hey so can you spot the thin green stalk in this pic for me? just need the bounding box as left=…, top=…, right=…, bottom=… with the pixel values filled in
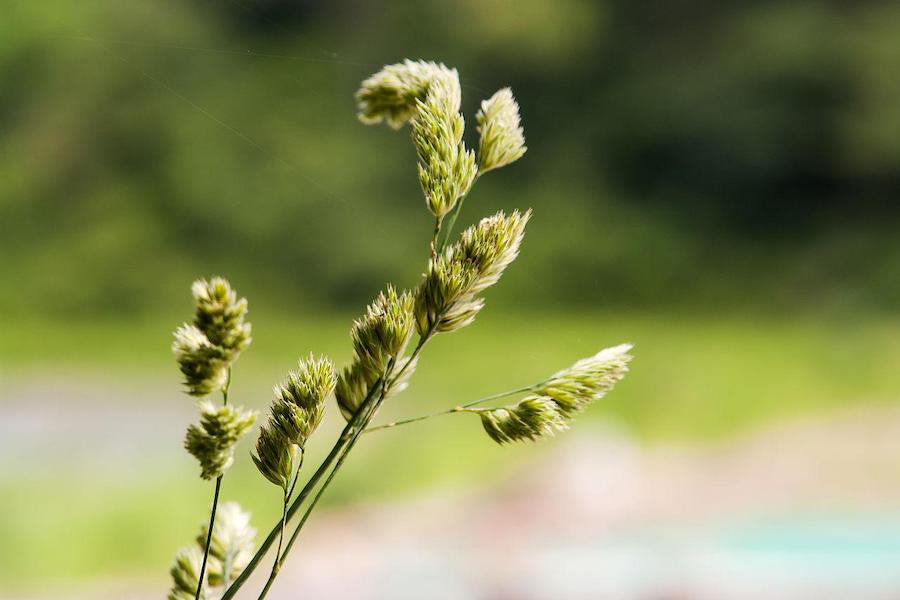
left=194, top=476, right=222, bottom=599
left=438, top=173, right=481, bottom=251
left=267, top=336, right=431, bottom=594
left=258, top=451, right=304, bottom=600
left=365, top=383, right=538, bottom=433
left=194, top=368, right=232, bottom=600
left=220, top=375, right=385, bottom=600
left=430, top=216, right=443, bottom=258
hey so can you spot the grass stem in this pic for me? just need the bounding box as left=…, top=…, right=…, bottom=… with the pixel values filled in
left=365, top=383, right=538, bottom=433
left=194, top=368, right=231, bottom=600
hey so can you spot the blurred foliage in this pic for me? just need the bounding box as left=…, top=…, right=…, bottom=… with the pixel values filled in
left=1, top=0, right=899, bottom=319
left=5, top=310, right=900, bottom=587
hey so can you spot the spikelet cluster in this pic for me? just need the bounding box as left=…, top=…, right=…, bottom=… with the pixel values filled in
left=535, top=343, right=633, bottom=417
left=479, top=344, right=633, bottom=444
left=185, top=401, right=256, bottom=480
left=411, top=74, right=477, bottom=218
left=355, top=59, right=456, bottom=129
left=253, top=355, right=336, bottom=489
left=173, top=277, right=252, bottom=396
left=168, top=546, right=204, bottom=600
left=335, top=286, right=416, bottom=421
left=168, top=501, right=256, bottom=599
left=479, top=397, right=568, bottom=445
left=415, top=209, right=530, bottom=334
left=196, top=501, right=257, bottom=587
left=476, top=88, right=527, bottom=173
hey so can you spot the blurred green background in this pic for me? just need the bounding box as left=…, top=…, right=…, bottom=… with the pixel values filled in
left=3, top=0, right=900, bottom=597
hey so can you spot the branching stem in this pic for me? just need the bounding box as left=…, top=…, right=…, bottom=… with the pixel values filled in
left=258, top=448, right=305, bottom=600
left=261, top=334, right=432, bottom=597
left=220, top=373, right=386, bottom=600
left=365, top=382, right=538, bottom=433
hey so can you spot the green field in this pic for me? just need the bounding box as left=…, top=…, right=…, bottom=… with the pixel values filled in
left=3, top=310, right=900, bottom=589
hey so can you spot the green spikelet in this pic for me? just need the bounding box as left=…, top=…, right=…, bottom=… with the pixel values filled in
left=184, top=401, right=257, bottom=480
left=476, top=88, right=527, bottom=173
left=478, top=397, right=568, bottom=444
left=253, top=355, right=336, bottom=488
left=168, top=546, right=204, bottom=600
left=411, top=74, right=477, bottom=218
left=535, top=343, right=633, bottom=417
left=168, top=502, right=256, bottom=598
left=252, top=424, right=298, bottom=490
left=173, top=324, right=230, bottom=397
left=355, top=59, right=457, bottom=129
left=415, top=209, right=530, bottom=334
left=335, top=286, right=416, bottom=421
left=476, top=344, right=633, bottom=445
left=173, top=277, right=251, bottom=396
left=197, top=501, right=257, bottom=587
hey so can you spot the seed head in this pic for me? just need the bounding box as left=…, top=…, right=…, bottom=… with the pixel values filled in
left=168, top=546, right=204, bottom=600
left=479, top=397, right=568, bottom=444
left=411, top=73, right=476, bottom=218
left=336, top=286, right=416, bottom=421
left=173, top=324, right=229, bottom=396
left=173, top=277, right=251, bottom=396
left=256, top=354, right=335, bottom=481
left=197, top=501, right=256, bottom=587
left=252, top=423, right=299, bottom=491
left=351, top=286, right=415, bottom=376
left=536, top=343, right=633, bottom=417
left=191, top=277, right=252, bottom=358
left=477, top=344, right=633, bottom=445
left=184, top=401, right=257, bottom=480
left=356, top=59, right=457, bottom=129
left=169, top=501, right=256, bottom=598
left=415, top=210, right=530, bottom=334
left=269, top=354, right=335, bottom=447
left=476, top=88, right=527, bottom=173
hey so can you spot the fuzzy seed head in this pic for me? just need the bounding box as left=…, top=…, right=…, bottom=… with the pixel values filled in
left=336, top=286, right=416, bottom=421
left=173, top=277, right=251, bottom=396
left=168, top=546, right=204, bottom=600
left=173, top=324, right=229, bottom=396
left=252, top=423, right=299, bottom=490
left=411, top=74, right=476, bottom=218
left=265, top=354, right=335, bottom=450
left=479, top=397, right=568, bottom=445
left=335, top=361, right=372, bottom=422
left=184, top=401, right=257, bottom=480
left=415, top=210, right=530, bottom=335
left=476, top=344, right=633, bottom=445
left=197, top=501, right=256, bottom=587
left=351, top=286, right=415, bottom=375
left=536, top=343, right=633, bottom=417
left=191, top=277, right=252, bottom=357
left=169, top=501, right=256, bottom=598
left=477, top=88, right=527, bottom=173
left=356, top=59, right=457, bottom=129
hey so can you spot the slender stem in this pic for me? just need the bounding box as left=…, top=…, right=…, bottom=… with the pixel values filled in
left=438, top=173, right=481, bottom=251
left=286, top=449, right=304, bottom=502
left=222, top=368, right=231, bottom=406
left=194, top=368, right=232, bottom=600
left=194, top=476, right=222, bottom=599
left=365, top=383, right=538, bottom=433
left=220, top=375, right=385, bottom=600
left=275, top=383, right=385, bottom=574
left=258, top=450, right=304, bottom=600
left=430, top=216, right=443, bottom=258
